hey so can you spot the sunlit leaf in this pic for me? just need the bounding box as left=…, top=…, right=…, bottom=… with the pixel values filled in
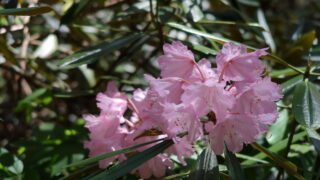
left=197, top=20, right=265, bottom=31
left=15, top=88, right=48, bottom=111
left=0, top=148, right=24, bottom=175
left=266, top=108, right=289, bottom=144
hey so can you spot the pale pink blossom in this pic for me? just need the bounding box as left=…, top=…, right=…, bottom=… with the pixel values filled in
left=181, top=79, right=235, bottom=119
left=216, top=42, right=268, bottom=82
left=206, top=114, right=259, bottom=154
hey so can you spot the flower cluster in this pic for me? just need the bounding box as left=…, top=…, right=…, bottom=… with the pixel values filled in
left=83, top=41, right=282, bottom=178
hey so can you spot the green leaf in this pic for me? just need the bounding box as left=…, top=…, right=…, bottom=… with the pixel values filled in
left=0, top=6, right=53, bottom=16
left=64, top=138, right=164, bottom=168
left=292, top=81, right=320, bottom=128
left=197, top=20, right=265, bottom=31
left=224, top=149, right=245, bottom=180
left=306, top=128, right=320, bottom=153
left=58, top=34, right=142, bottom=69
left=281, top=75, right=304, bottom=95
left=251, top=143, right=304, bottom=180
left=189, top=43, right=217, bottom=55
left=296, top=31, right=316, bottom=53
left=60, top=0, right=91, bottom=24
left=269, top=67, right=305, bottom=78
left=257, top=8, right=276, bottom=52
left=266, top=108, right=289, bottom=144
left=0, top=148, right=24, bottom=175
left=15, top=88, right=48, bottom=111
left=88, top=140, right=174, bottom=180
left=189, top=147, right=220, bottom=180
left=242, top=131, right=307, bottom=165
left=54, top=90, right=96, bottom=98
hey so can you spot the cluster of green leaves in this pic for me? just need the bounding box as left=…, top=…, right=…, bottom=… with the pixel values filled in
left=1, top=0, right=320, bottom=179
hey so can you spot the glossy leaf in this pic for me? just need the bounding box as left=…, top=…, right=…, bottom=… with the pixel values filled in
left=266, top=108, right=289, bottom=144
left=64, top=138, right=164, bottom=168
left=197, top=20, right=265, bottom=31
left=281, top=75, right=304, bottom=95
left=58, top=34, right=142, bottom=69
left=189, top=147, right=220, bottom=180
left=293, top=81, right=320, bottom=128
left=224, top=149, right=245, bottom=180
left=0, top=6, right=53, bottom=16
left=88, top=140, right=174, bottom=180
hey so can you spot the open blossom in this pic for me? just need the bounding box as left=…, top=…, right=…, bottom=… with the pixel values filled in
left=83, top=82, right=129, bottom=168
left=83, top=41, right=282, bottom=178
left=216, top=42, right=268, bottom=82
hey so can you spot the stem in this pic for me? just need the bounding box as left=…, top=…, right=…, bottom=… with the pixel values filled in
left=276, top=120, right=297, bottom=180
left=149, top=0, right=164, bottom=46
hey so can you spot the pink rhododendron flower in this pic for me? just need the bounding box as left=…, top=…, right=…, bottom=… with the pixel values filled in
left=182, top=79, right=235, bottom=119
left=83, top=82, right=129, bottom=168
left=205, top=114, right=259, bottom=154
left=83, top=41, right=282, bottom=179
left=216, top=42, right=268, bottom=82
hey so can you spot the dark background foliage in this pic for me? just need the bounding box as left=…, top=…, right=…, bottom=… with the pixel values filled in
left=0, top=0, right=320, bottom=179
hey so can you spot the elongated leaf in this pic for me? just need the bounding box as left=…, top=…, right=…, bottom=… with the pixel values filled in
left=64, top=138, right=164, bottom=168
left=167, top=22, right=304, bottom=74
left=88, top=140, right=174, bottom=180
left=189, top=147, right=219, bottom=180
left=251, top=143, right=304, bottom=180
left=0, top=6, right=53, bottom=16
left=293, top=81, right=320, bottom=128
left=269, top=67, right=305, bottom=78
left=15, top=88, right=48, bottom=111
left=306, top=128, right=320, bottom=153
left=54, top=90, right=96, bottom=98
left=281, top=75, right=304, bottom=95
left=60, top=0, right=91, bottom=24
left=243, top=131, right=307, bottom=165
left=257, top=9, right=276, bottom=52
left=197, top=20, right=265, bottom=31
left=224, top=149, right=245, bottom=180
left=58, top=34, right=142, bottom=69
left=266, top=108, right=289, bottom=144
